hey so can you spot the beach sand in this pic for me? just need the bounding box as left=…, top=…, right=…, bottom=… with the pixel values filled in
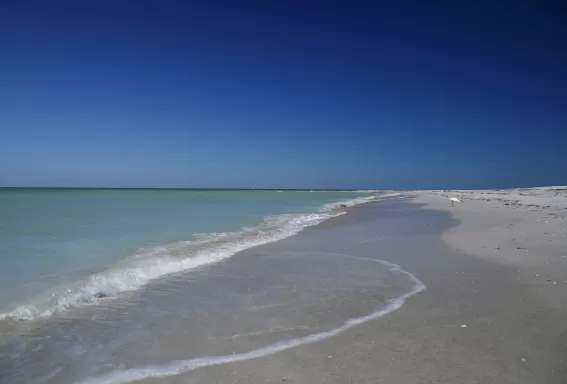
left=135, top=190, right=567, bottom=384
left=4, top=190, right=566, bottom=384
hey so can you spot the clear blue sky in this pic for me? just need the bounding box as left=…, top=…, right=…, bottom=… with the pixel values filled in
left=1, top=0, right=565, bottom=189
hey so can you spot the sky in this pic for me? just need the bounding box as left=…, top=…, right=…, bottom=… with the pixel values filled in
left=1, top=0, right=566, bottom=189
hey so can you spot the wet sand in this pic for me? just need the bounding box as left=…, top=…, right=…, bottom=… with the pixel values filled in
left=138, top=195, right=567, bottom=384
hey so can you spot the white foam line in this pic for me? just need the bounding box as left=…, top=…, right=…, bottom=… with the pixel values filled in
left=380, top=192, right=402, bottom=198
left=76, top=254, right=425, bottom=384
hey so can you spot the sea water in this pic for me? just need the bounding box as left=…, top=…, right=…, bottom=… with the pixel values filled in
left=0, top=189, right=375, bottom=320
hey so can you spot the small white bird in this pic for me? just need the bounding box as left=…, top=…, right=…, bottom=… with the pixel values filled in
left=449, top=197, right=463, bottom=206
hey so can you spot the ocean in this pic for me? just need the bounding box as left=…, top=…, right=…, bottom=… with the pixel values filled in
left=0, top=189, right=377, bottom=321
left=0, top=189, right=417, bottom=384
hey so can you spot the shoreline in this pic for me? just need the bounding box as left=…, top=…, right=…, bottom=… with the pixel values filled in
left=2, top=191, right=566, bottom=383
left=140, top=192, right=567, bottom=384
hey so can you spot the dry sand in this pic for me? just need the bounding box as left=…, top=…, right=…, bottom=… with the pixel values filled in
left=137, top=189, right=567, bottom=384
left=413, top=187, right=567, bottom=311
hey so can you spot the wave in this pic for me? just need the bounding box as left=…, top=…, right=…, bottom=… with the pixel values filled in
left=380, top=192, right=401, bottom=198
left=77, top=254, right=425, bottom=384
left=0, top=194, right=385, bottom=321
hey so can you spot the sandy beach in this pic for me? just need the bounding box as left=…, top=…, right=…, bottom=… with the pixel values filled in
left=137, top=189, right=567, bottom=384
left=3, top=189, right=567, bottom=384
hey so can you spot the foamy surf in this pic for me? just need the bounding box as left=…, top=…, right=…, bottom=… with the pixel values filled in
left=0, top=194, right=385, bottom=321
left=380, top=192, right=401, bottom=198
left=76, top=254, right=425, bottom=384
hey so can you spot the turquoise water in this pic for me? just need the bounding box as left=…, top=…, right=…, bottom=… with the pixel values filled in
left=0, top=189, right=376, bottom=320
